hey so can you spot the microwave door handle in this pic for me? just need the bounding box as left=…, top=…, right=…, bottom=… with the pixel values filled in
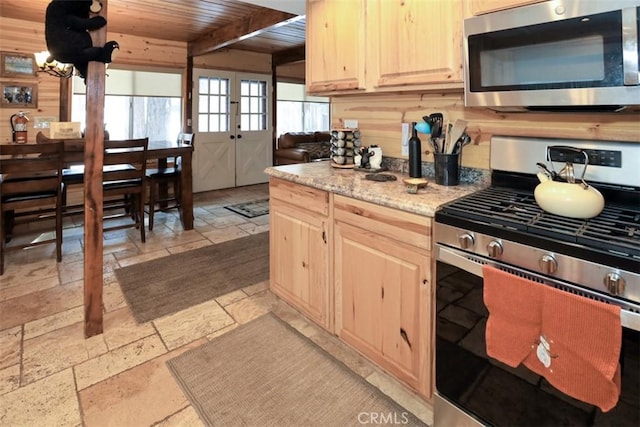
left=622, top=7, right=639, bottom=85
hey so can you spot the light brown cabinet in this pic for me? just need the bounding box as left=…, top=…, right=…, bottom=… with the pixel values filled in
left=333, top=195, right=433, bottom=398
left=370, top=0, right=464, bottom=90
left=306, top=0, right=366, bottom=93
left=306, top=0, right=465, bottom=95
left=471, top=0, right=545, bottom=15
left=269, top=180, right=435, bottom=398
left=269, top=178, right=332, bottom=330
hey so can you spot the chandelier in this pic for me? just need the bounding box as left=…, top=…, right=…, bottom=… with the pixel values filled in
left=34, top=51, right=74, bottom=78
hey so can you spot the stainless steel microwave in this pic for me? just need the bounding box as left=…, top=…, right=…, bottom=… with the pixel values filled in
left=463, top=0, right=640, bottom=111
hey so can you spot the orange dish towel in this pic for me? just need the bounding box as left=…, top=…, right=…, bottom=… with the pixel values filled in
left=523, top=284, right=622, bottom=412
left=482, top=265, right=543, bottom=367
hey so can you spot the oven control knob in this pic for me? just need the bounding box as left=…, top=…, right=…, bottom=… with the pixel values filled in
left=604, top=273, right=626, bottom=296
left=539, top=254, right=557, bottom=274
left=458, top=233, right=475, bottom=249
left=486, top=241, right=503, bottom=258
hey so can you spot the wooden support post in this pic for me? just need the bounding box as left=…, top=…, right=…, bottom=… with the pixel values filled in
left=271, top=60, right=277, bottom=166
left=185, top=55, right=193, bottom=133
left=84, top=0, right=108, bottom=337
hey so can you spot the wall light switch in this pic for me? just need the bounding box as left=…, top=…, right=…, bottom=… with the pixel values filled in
left=344, top=119, right=358, bottom=129
left=401, top=123, right=410, bottom=156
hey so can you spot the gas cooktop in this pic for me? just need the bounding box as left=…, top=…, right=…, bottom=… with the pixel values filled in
left=436, top=186, right=640, bottom=270
left=435, top=136, right=640, bottom=274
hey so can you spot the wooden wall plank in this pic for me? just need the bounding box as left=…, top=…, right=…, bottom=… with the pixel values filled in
left=331, top=93, right=640, bottom=170
left=0, top=17, right=187, bottom=144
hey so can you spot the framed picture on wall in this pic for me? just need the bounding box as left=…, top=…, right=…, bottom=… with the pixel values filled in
left=1, top=82, right=37, bottom=108
left=0, top=52, right=37, bottom=77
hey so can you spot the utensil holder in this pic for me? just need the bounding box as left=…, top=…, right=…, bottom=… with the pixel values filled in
left=434, top=153, right=460, bottom=186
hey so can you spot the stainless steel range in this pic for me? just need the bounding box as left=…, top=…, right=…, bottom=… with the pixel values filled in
left=433, top=136, right=640, bottom=427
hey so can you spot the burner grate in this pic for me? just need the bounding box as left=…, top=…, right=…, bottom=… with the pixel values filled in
left=438, top=186, right=640, bottom=259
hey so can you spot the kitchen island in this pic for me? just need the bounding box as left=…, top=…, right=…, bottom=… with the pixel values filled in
left=264, top=160, right=488, bottom=401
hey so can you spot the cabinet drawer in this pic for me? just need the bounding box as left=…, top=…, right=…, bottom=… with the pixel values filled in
left=334, top=195, right=431, bottom=250
left=270, top=178, right=329, bottom=216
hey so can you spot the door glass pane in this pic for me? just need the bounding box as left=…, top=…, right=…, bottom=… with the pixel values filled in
left=198, top=77, right=208, bottom=94
left=197, top=77, right=231, bottom=133
left=199, top=96, right=208, bottom=113
left=214, top=79, right=222, bottom=94
left=198, top=114, right=208, bottom=132
left=239, top=79, right=268, bottom=131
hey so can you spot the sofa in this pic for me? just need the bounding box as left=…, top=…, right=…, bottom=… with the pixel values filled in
left=275, top=131, right=332, bottom=165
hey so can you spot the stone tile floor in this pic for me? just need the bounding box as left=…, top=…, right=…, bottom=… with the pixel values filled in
left=0, top=183, right=433, bottom=426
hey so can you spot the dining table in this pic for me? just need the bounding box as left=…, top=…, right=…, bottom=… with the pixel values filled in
left=22, top=136, right=195, bottom=230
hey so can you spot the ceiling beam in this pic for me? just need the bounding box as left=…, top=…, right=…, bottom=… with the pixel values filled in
left=272, top=45, right=305, bottom=66
left=188, top=10, right=302, bottom=57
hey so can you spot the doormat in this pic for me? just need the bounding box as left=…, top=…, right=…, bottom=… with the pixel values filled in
left=115, top=232, right=269, bottom=323
left=167, top=313, right=426, bottom=426
left=224, top=198, right=269, bottom=218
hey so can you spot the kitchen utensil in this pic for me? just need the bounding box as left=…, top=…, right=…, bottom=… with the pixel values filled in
left=415, top=122, right=431, bottom=134
left=445, top=119, right=468, bottom=154
left=534, top=146, right=604, bottom=218
left=453, top=133, right=471, bottom=154
left=429, top=113, right=443, bottom=138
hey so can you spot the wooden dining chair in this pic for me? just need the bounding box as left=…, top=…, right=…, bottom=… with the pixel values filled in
left=0, top=141, right=65, bottom=275
left=145, top=133, right=195, bottom=230
left=102, top=138, right=149, bottom=243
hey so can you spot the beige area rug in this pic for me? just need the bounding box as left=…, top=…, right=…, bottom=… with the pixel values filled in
left=224, top=198, right=269, bottom=218
left=115, top=232, right=269, bottom=323
left=166, top=313, right=426, bottom=427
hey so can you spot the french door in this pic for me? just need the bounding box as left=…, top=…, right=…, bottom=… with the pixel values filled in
left=192, top=69, right=272, bottom=192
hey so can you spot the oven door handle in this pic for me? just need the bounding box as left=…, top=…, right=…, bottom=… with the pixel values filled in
left=436, top=244, right=640, bottom=331
left=436, top=244, right=486, bottom=277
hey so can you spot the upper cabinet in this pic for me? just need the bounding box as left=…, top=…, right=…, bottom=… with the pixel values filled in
left=471, top=0, right=545, bottom=15
left=306, top=0, right=367, bottom=93
left=370, top=0, right=464, bottom=90
left=306, top=0, right=466, bottom=95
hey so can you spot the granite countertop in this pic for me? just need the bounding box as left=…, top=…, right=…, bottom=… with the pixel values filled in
left=265, top=161, right=490, bottom=217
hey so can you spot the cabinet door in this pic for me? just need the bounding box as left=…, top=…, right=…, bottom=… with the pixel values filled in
left=306, top=0, right=366, bottom=94
left=335, top=221, right=432, bottom=397
left=471, top=0, right=545, bottom=15
left=371, top=0, right=464, bottom=89
left=270, top=197, right=330, bottom=329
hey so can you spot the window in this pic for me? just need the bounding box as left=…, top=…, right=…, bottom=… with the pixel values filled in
left=276, top=83, right=329, bottom=137
left=72, top=69, right=182, bottom=141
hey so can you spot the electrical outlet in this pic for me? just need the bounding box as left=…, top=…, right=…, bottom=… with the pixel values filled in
left=344, top=119, right=358, bottom=129
left=401, top=123, right=410, bottom=156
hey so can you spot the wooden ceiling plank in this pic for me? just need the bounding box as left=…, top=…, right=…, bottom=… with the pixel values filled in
left=272, top=45, right=305, bottom=66
left=188, top=9, right=302, bottom=57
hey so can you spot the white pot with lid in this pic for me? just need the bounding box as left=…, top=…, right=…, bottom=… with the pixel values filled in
left=534, top=146, right=605, bottom=219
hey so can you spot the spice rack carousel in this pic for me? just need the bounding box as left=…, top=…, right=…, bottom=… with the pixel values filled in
left=330, top=128, right=361, bottom=168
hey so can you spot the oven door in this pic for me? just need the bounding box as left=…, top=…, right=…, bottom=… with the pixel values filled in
left=434, top=244, right=640, bottom=427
